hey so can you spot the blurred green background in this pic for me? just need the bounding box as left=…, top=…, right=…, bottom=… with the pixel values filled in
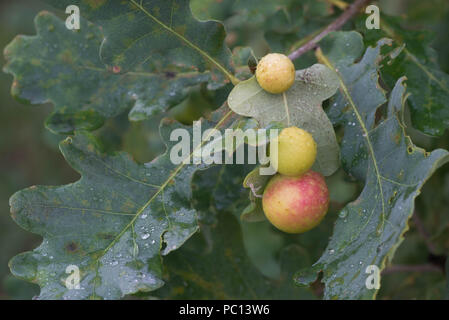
left=0, top=0, right=448, bottom=299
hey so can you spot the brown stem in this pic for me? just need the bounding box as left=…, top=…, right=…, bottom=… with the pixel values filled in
left=248, top=183, right=263, bottom=198
left=382, top=264, right=443, bottom=275
left=413, top=211, right=438, bottom=255
left=288, top=0, right=371, bottom=61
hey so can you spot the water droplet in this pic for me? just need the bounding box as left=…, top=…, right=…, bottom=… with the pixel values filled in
left=339, top=210, right=348, bottom=218
left=141, top=233, right=150, bottom=240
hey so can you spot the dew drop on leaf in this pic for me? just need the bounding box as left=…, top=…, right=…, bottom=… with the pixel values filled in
left=141, top=233, right=150, bottom=240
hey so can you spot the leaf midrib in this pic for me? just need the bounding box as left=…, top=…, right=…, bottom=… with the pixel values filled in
left=129, top=0, right=239, bottom=85
left=91, top=110, right=235, bottom=296
left=317, top=49, right=387, bottom=237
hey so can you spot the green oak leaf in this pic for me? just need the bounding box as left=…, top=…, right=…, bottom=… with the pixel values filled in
left=294, top=32, right=449, bottom=299
left=8, top=106, right=239, bottom=299
left=3, top=12, right=215, bottom=134
left=357, top=15, right=449, bottom=136
left=45, top=0, right=238, bottom=84
left=227, top=63, right=340, bottom=176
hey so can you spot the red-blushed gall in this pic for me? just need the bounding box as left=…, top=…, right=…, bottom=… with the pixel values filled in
left=262, top=171, right=329, bottom=234
left=256, top=53, right=295, bottom=94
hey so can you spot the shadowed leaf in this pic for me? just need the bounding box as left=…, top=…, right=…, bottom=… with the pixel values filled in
left=3, top=12, right=213, bottom=133
left=155, top=212, right=315, bottom=299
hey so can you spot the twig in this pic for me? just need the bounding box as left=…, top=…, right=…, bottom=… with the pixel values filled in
left=248, top=183, right=263, bottom=198
left=413, top=211, right=438, bottom=255
left=288, top=0, right=371, bottom=61
left=382, top=264, right=443, bottom=275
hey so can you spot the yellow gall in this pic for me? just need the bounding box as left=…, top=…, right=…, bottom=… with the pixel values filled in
left=270, top=127, right=317, bottom=177
left=256, top=53, right=295, bottom=94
